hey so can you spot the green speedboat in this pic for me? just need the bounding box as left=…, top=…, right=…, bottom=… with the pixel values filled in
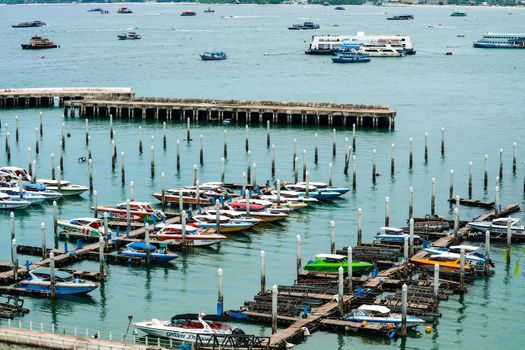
left=304, top=254, right=372, bottom=274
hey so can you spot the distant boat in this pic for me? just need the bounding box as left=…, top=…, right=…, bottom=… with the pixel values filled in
left=451, top=11, right=467, bottom=17
left=473, top=33, right=525, bottom=49
left=12, top=20, right=46, bottom=28
left=181, top=10, right=197, bottom=16
left=200, top=51, right=227, bottom=61
left=288, top=21, right=320, bottom=30
left=387, top=14, right=414, bottom=20
left=118, top=31, right=141, bottom=40
left=334, top=6, right=346, bottom=10
left=21, top=36, right=58, bottom=50
left=87, top=8, right=103, bottom=12
left=204, top=7, right=215, bottom=13
left=117, top=7, right=133, bottom=14
left=323, top=2, right=329, bottom=6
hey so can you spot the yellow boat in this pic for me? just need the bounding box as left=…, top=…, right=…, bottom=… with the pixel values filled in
left=410, top=254, right=474, bottom=274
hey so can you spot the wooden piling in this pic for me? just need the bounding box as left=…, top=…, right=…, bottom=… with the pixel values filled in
left=372, top=149, right=376, bottom=184
left=40, top=223, right=46, bottom=260
left=408, top=138, right=413, bottom=170
left=292, top=139, right=297, bottom=170
left=440, top=128, right=445, bottom=156
left=260, top=250, right=266, bottom=294
left=330, top=221, right=336, bottom=254
left=296, top=234, right=301, bottom=279
left=163, top=122, right=167, bottom=150
left=271, top=285, right=278, bottom=334
left=196, top=180, right=201, bottom=209
left=247, top=151, right=252, bottom=183
left=87, top=135, right=92, bottom=161
left=401, top=284, right=407, bottom=337
left=223, top=130, right=227, bottom=159
left=385, top=197, right=390, bottom=227
left=35, top=128, right=39, bottom=155
left=61, top=122, right=65, bottom=151
left=130, top=181, right=135, bottom=202
left=305, top=171, right=310, bottom=199
left=302, top=150, right=307, bottom=182
left=403, top=235, right=408, bottom=277
left=28, top=148, right=32, bottom=177
left=495, top=185, right=500, bottom=216
left=513, top=142, right=517, bottom=174
left=271, top=144, right=276, bottom=178
left=293, top=157, right=298, bottom=183
left=424, top=132, right=428, bottom=162
left=352, top=155, right=357, bottom=190
left=347, top=246, right=352, bottom=293
left=485, top=230, right=491, bottom=274
left=391, top=144, right=395, bottom=175
left=314, top=133, right=318, bottom=164
left=484, top=155, right=488, bottom=189
left=39, top=112, right=43, bottom=137
left=52, top=201, right=58, bottom=247
left=181, top=210, right=187, bottom=248
left=431, top=178, right=436, bottom=216
left=357, top=208, right=362, bottom=246
left=245, top=125, right=249, bottom=153
left=50, top=153, right=56, bottom=180
left=409, top=218, right=414, bottom=257
left=121, top=152, right=125, bottom=185
left=85, top=119, right=89, bottom=146
left=150, top=145, right=155, bottom=178
left=266, top=120, right=270, bottom=148
left=468, top=161, right=473, bottom=199
left=328, top=163, right=333, bottom=187
left=332, top=129, right=336, bottom=157
left=338, top=267, right=344, bottom=316
left=507, top=218, right=512, bottom=263
left=88, top=159, right=93, bottom=193
left=126, top=199, right=131, bottom=233
left=199, top=135, right=204, bottom=165
left=139, top=127, right=143, bottom=154
left=276, top=179, right=281, bottom=205
left=109, top=114, right=113, bottom=139
left=99, top=235, right=105, bottom=280
left=449, top=169, right=454, bottom=201
left=145, top=223, right=151, bottom=266
left=220, top=158, right=225, bottom=183
left=459, top=247, right=465, bottom=293
left=352, top=124, right=356, bottom=152
left=186, top=118, right=191, bottom=143
left=32, top=160, right=36, bottom=184
left=217, top=268, right=224, bottom=315
left=49, top=252, right=56, bottom=298
left=5, top=131, right=10, bottom=161
left=409, top=187, right=414, bottom=221
left=176, top=140, right=180, bottom=171
left=453, top=207, right=459, bottom=243
left=15, top=116, right=19, bottom=142
left=433, top=264, right=439, bottom=305
left=252, top=163, right=257, bottom=189
left=93, top=190, right=98, bottom=218
left=499, top=148, right=503, bottom=179
left=161, top=173, right=166, bottom=206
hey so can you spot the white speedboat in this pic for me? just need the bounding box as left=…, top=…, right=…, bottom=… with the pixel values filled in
left=57, top=217, right=111, bottom=237
left=21, top=183, right=63, bottom=200
left=295, top=181, right=350, bottom=195
left=468, top=217, right=525, bottom=236
left=0, top=193, right=31, bottom=209
left=374, top=227, right=421, bottom=245
left=0, top=187, right=46, bottom=205
left=18, top=267, right=98, bottom=295
left=133, top=313, right=243, bottom=343
left=203, top=209, right=262, bottom=224
left=0, top=166, right=32, bottom=182
left=151, top=224, right=227, bottom=247
left=37, top=179, right=89, bottom=196
left=192, top=214, right=254, bottom=233
left=345, top=305, right=425, bottom=328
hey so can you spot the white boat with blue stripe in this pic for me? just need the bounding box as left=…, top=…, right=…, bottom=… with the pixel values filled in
left=18, top=268, right=98, bottom=296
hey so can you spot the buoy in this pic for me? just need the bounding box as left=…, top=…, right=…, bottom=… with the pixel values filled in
left=425, top=325, right=432, bottom=333
left=361, top=320, right=367, bottom=327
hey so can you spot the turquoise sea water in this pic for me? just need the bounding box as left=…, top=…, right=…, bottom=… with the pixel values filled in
left=0, top=3, right=525, bottom=349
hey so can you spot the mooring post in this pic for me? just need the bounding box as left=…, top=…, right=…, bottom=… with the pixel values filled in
left=49, top=251, right=56, bottom=298
left=178, top=189, right=183, bottom=213
left=126, top=199, right=131, bottom=233
left=130, top=181, right=135, bottom=202
left=357, top=208, right=362, bottom=246
left=247, top=151, right=252, bottom=183
left=305, top=171, right=310, bottom=198
left=468, top=161, right=473, bottom=199
left=109, top=114, right=113, bottom=139
left=456, top=194, right=460, bottom=211
left=485, top=230, right=491, bottom=274
left=145, top=223, right=151, bottom=266
left=328, top=162, right=333, bottom=187
left=241, top=171, right=247, bottom=197
left=271, top=285, right=278, bottom=334
left=150, top=145, right=155, bottom=178
left=245, top=191, right=250, bottom=216
left=163, top=122, right=167, bottom=150
left=448, top=169, right=454, bottom=202
left=85, top=119, right=89, bottom=146
left=372, top=149, right=376, bottom=183
left=5, top=131, right=11, bottom=161
left=424, top=131, right=428, bottom=162
left=93, top=190, right=98, bottom=218
left=352, top=155, right=357, bottom=190
left=403, top=235, right=409, bottom=277
left=302, top=150, right=307, bottom=181
left=409, top=186, right=414, bottom=221
left=159, top=173, right=165, bottom=206
left=513, top=142, right=517, bottom=174
left=61, top=122, right=65, bottom=151
left=401, top=284, right=407, bottom=337
left=433, top=263, right=440, bottom=305
left=50, top=153, right=55, bottom=180
left=409, top=218, right=415, bottom=257
left=39, top=111, right=43, bottom=137
left=194, top=164, right=198, bottom=186
left=28, top=147, right=32, bottom=178
left=220, top=157, right=225, bottom=183
left=11, top=238, right=17, bottom=281
left=453, top=207, right=459, bottom=244
left=35, top=128, right=39, bottom=155
left=431, top=178, right=436, bottom=216
left=330, top=220, right=336, bottom=254
left=245, top=125, right=249, bottom=153
left=215, top=199, right=221, bottom=233
left=59, top=141, right=64, bottom=171
left=176, top=140, right=180, bottom=170
left=523, top=161, right=525, bottom=195
left=507, top=218, right=512, bottom=263
left=199, top=135, right=204, bottom=165
left=99, top=235, right=105, bottom=280
left=408, top=138, right=413, bottom=169
left=499, top=148, right=503, bottom=179
left=495, top=185, right=500, bottom=217
left=352, top=124, right=356, bottom=152
left=293, top=157, right=298, bottom=183
left=338, top=266, right=344, bottom=316
left=186, top=118, right=191, bottom=143
left=15, top=115, right=19, bottom=142
left=383, top=196, right=390, bottom=227
left=391, top=143, right=395, bottom=175
left=484, top=155, right=488, bottom=189
left=260, top=250, right=266, bottom=294
left=103, top=211, right=108, bottom=239
left=440, top=127, right=445, bottom=156
left=32, top=160, right=36, bottom=184
left=121, top=152, right=125, bottom=185
left=111, top=140, right=116, bottom=171
left=41, top=223, right=46, bottom=260
left=459, top=247, right=465, bottom=293
left=266, top=120, right=271, bottom=148
left=252, top=163, right=257, bottom=189
left=217, top=268, right=224, bottom=316
left=314, top=133, right=319, bottom=164
left=181, top=210, right=187, bottom=247
left=344, top=139, right=350, bottom=176
left=87, top=135, right=92, bottom=161
left=346, top=246, right=353, bottom=293
left=195, top=180, right=200, bottom=209
left=296, top=234, right=302, bottom=279
left=292, top=138, right=297, bottom=170
left=271, top=144, right=276, bottom=177
left=223, top=130, right=227, bottom=158
left=87, top=158, right=93, bottom=193
left=276, top=179, right=281, bottom=205
left=332, top=128, right=337, bottom=157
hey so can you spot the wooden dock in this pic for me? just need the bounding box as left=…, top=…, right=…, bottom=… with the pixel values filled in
left=0, top=87, right=134, bottom=108
left=64, top=97, right=397, bottom=129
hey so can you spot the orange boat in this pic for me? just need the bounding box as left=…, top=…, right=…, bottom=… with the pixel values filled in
left=410, top=253, right=474, bottom=274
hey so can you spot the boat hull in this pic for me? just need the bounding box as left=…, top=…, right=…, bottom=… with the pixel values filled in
left=18, top=282, right=97, bottom=295
left=304, top=262, right=372, bottom=274
left=134, top=323, right=231, bottom=343
left=121, top=251, right=177, bottom=262
left=21, top=44, right=57, bottom=50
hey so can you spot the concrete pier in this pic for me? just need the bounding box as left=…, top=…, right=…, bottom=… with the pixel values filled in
left=64, top=97, right=397, bottom=129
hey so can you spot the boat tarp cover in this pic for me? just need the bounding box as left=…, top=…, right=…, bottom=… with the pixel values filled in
left=171, top=313, right=231, bottom=322
left=127, top=242, right=156, bottom=251
left=32, top=267, right=71, bottom=279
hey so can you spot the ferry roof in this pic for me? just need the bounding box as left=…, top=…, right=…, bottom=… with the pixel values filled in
left=358, top=305, right=391, bottom=314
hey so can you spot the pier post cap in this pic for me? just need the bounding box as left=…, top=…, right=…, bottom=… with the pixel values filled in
left=352, top=155, right=356, bottom=160
left=272, top=285, right=277, bottom=292
left=330, top=220, right=335, bottom=227
left=150, top=145, right=154, bottom=150
left=358, top=208, right=362, bottom=214
left=500, top=148, right=503, bottom=153
left=103, top=212, right=108, bottom=219
left=402, top=283, right=407, bottom=292
left=161, top=172, right=165, bottom=178
left=50, top=152, right=54, bottom=157
left=485, top=154, right=488, bottom=159
left=495, top=185, right=499, bottom=191
left=218, top=268, right=223, bottom=276
left=98, top=235, right=104, bottom=243
left=41, top=222, right=45, bottom=229
left=373, top=149, right=376, bottom=154
left=194, top=164, right=198, bottom=170
left=40, top=111, right=42, bottom=116
left=130, top=181, right=134, bottom=186
left=272, top=144, right=275, bottom=149
left=88, top=158, right=92, bottom=165
left=223, top=129, right=227, bottom=134
left=409, top=218, right=414, bottom=224
left=432, top=177, right=436, bottom=183
left=425, top=131, right=428, bottom=136
left=303, top=149, right=306, bottom=154
left=454, top=207, right=459, bottom=214
left=314, top=133, right=318, bottom=138
left=347, top=246, right=352, bottom=254
left=434, top=263, right=439, bottom=270
left=253, top=162, right=256, bottom=168
left=456, top=194, right=460, bottom=200
left=296, top=234, right=301, bottom=242
left=10, top=211, right=14, bottom=218
left=177, top=139, right=180, bottom=144
left=126, top=198, right=130, bottom=204
left=221, top=157, right=224, bottom=162
left=12, top=238, right=16, bottom=245
left=338, top=266, right=343, bottom=273
left=513, top=142, right=517, bottom=147
left=391, top=143, right=395, bottom=148
left=329, top=162, right=333, bottom=168
left=28, top=146, right=31, bottom=152
left=52, top=200, right=57, bottom=207
left=468, top=161, right=472, bottom=167
left=385, top=196, right=389, bottom=202
left=409, top=186, right=414, bottom=193
left=50, top=251, right=54, bottom=259
left=260, top=250, right=265, bottom=258
left=181, top=209, right=187, bottom=216
left=305, top=170, right=309, bottom=176
left=409, top=137, right=413, bottom=142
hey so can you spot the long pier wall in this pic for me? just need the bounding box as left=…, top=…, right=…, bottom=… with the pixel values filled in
left=64, top=97, right=396, bottom=129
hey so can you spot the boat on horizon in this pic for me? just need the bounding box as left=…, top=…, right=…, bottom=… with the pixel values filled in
left=181, top=10, right=197, bottom=16
left=117, top=7, right=133, bottom=14
left=12, top=20, right=46, bottom=28
left=346, top=305, right=425, bottom=328
left=334, top=6, right=346, bottom=10
left=304, top=254, right=373, bottom=274
left=21, top=36, right=58, bottom=50
left=387, top=14, right=414, bottom=20
left=473, top=33, right=525, bottom=48
left=451, top=11, right=467, bottom=17
left=18, top=268, right=98, bottom=296
left=134, top=313, right=244, bottom=343
left=200, top=51, right=227, bottom=61
left=288, top=21, right=320, bottom=30
left=204, top=7, right=215, bottom=13
left=118, top=31, right=141, bottom=40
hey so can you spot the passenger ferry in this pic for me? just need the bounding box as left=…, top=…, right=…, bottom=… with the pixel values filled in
left=305, top=32, right=415, bottom=56
left=473, top=33, right=525, bottom=48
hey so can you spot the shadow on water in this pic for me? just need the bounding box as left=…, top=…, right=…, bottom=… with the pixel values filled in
left=454, top=293, right=466, bottom=340
left=99, top=281, right=107, bottom=322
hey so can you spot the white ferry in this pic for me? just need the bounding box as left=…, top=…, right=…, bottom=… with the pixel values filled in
left=473, top=33, right=525, bottom=48
left=305, top=32, right=415, bottom=56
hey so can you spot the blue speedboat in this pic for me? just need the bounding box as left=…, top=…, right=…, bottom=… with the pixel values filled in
left=19, top=268, right=98, bottom=295
left=284, top=183, right=344, bottom=200
left=21, top=183, right=63, bottom=200
left=346, top=305, right=425, bottom=328
left=121, top=242, right=178, bottom=263
left=374, top=227, right=422, bottom=245
left=0, top=187, right=46, bottom=205
left=200, top=51, right=227, bottom=61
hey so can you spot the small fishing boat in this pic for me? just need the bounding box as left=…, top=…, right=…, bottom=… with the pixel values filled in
left=410, top=253, right=474, bottom=274
left=57, top=217, right=110, bottom=237
left=153, top=189, right=213, bottom=206
left=467, top=217, right=525, bottom=237
left=334, top=6, right=346, bottom=10
left=0, top=167, right=31, bottom=182
left=374, top=227, right=421, bottom=245
left=151, top=224, right=227, bottom=247
left=181, top=10, right=197, bottom=16
left=451, top=11, right=467, bottom=17
left=117, top=7, right=133, bottom=14
left=20, top=183, right=62, bottom=200
left=192, top=214, right=254, bottom=233
left=121, top=242, right=178, bottom=262
left=0, top=193, right=31, bottom=210
left=204, top=7, right=215, bottom=13
left=118, top=31, right=141, bottom=40
left=0, top=187, right=46, bottom=205
left=21, top=36, right=58, bottom=50
left=18, top=268, right=98, bottom=295
left=200, top=51, right=227, bottom=61
left=36, top=179, right=88, bottom=196
left=304, top=254, right=373, bottom=274
left=346, top=305, right=425, bottom=328
left=387, top=14, right=414, bottom=20
left=97, top=201, right=166, bottom=223
left=134, top=313, right=243, bottom=342
left=288, top=21, right=320, bottom=30
left=12, top=20, right=46, bottom=28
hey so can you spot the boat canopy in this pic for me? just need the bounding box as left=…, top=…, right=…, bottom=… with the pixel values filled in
left=450, top=245, right=481, bottom=252
left=127, top=242, right=156, bottom=251
left=357, top=305, right=391, bottom=314
left=22, top=183, right=46, bottom=191
left=315, top=253, right=346, bottom=261
left=31, top=267, right=71, bottom=279
left=379, top=227, right=404, bottom=232
left=170, top=313, right=230, bottom=322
